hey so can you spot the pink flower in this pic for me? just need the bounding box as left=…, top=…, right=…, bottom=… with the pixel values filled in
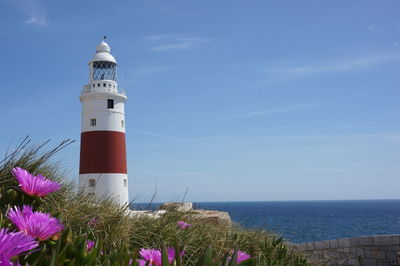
left=236, top=250, right=251, bottom=263
left=11, top=167, right=61, bottom=197
left=177, top=221, right=192, bottom=230
left=0, top=228, right=38, bottom=265
left=139, top=247, right=183, bottom=265
left=139, top=248, right=161, bottom=265
left=8, top=205, right=64, bottom=241
left=87, top=240, right=95, bottom=252
left=167, top=247, right=184, bottom=264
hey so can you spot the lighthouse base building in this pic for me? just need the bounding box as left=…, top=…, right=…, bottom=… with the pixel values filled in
left=79, top=39, right=129, bottom=205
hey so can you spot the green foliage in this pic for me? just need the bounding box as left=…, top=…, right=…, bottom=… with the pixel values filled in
left=0, top=138, right=312, bottom=265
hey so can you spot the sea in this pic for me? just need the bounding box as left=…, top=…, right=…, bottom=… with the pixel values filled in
left=132, top=200, right=400, bottom=243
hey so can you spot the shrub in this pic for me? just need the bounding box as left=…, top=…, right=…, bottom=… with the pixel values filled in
left=0, top=138, right=310, bottom=265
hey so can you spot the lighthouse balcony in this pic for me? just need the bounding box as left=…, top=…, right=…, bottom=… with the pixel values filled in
left=81, top=84, right=126, bottom=96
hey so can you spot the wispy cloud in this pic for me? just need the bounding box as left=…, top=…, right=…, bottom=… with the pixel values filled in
left=143, top=35, right=170, bottom=41
left=220, top=103, right=319, bottom=120
left=143, top=34, right=212, bottom=52
left=152, top=42, right=194, bottom=52
left=128, top=127, right=400, bottom=145
left=127, top=128, right=254, bottom=142
left=5, top=0, right=49, bottom=27
left=287, top=132, right=400, bottom=141
left=265, top=52, right=400, bottom=77
left=131, top=170, right=206, bottom=177
left=176, top=37, right=211, bottom=43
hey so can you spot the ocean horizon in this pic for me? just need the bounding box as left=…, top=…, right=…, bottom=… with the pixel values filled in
left=132, top=199, right=400, bottom=243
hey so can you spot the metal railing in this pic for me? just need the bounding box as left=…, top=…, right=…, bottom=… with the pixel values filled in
left=81, top=85, right=126, bottom=95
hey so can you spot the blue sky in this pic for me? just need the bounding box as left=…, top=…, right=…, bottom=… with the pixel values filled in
left=1, top=0, right=399, bottom=202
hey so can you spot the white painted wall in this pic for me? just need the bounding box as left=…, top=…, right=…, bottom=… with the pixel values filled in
left=80, top=93, right=126, bottom=133
left=79, top=173, right=129, bottom=205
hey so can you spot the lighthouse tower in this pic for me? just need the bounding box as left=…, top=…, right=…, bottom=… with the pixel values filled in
left=79, top=39, right=129, bottom=205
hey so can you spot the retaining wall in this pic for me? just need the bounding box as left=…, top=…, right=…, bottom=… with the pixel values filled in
left=294, top=235, right=400, bottom=265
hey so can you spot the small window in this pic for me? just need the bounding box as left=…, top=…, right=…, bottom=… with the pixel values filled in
left=109, top=84, right=111, bottom=87
left=103, top=83, right=106, bottom=87
left=97, top=83, right=100, bottom=87
left=107, top=99, right=114, bottom=109
left=123, top=179, right=127, bottom=187
left=90, top=119, right=96, bottom=126
left=121, top=120, right=124, bottom=128
left=92, top=84, right=95, bottom=88
left=89, top=179, right=96, bottom=187
left=113, top=85, right=116, bottom=88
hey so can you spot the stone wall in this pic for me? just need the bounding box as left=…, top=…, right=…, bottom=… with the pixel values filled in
left=294, top=235, right=400, bottom=265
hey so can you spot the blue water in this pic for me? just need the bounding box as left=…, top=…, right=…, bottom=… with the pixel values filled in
left=132, top=200, right=400, bottom=243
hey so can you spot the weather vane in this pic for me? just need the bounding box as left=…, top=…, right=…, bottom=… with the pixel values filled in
left=102, top=35, right=107, bottom=42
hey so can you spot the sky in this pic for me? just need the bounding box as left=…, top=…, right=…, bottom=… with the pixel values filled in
left=0, top=0, right=399, bottom=202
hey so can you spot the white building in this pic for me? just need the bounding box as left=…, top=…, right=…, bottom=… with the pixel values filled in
left=79, top=39, right=129, bottom=205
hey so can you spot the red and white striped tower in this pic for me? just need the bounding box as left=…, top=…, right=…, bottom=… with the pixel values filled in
left=79, top=38, right=129, bottom=205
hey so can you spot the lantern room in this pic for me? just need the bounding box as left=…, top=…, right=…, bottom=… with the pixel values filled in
left=89, top=39, right=117, bottom=83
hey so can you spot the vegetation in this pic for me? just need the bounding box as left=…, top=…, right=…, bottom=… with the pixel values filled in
left=0, top=138, right=311, bottom=265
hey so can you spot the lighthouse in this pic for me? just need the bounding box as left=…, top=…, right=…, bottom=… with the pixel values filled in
left=79, top=38, right=129, bottom=205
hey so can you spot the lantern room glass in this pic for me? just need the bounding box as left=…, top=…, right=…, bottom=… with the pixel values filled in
left=92, top=61, right=117, bottom=81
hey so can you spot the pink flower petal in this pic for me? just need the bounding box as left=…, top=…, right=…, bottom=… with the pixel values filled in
left=8, top=205, right=64, bottom=241
left=11, top=167, right=61, bottom=197
left=0, top=228, right=38, bottom=264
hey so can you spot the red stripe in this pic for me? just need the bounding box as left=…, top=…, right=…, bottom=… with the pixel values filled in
left=79, top=131, right=127, bottom=174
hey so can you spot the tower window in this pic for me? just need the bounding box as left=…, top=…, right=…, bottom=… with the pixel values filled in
left=121, top=120, right=124, bottom=128
left=123, top=179, right=127, bottom=187
left=97, top=83, right=100, bottom=87
left=89, top=179, right=96, bottom=187
left=103, top=83, right=106, bottom=87
left=109, top=84, right=111, bottom=87
left=90, top=119, right=96, bottom=126
left=107, top=99, right=114, bottom=109
left=92, top=84, right=95, bottom=88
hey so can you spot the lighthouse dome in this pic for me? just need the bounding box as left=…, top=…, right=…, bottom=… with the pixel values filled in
left=90, top=41, right=117, bottom=64
left=96, top=41, right=110, bottom=53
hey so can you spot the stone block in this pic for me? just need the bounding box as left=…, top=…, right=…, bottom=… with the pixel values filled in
left=314, top=249, right=324, bottom=255
left=310, top=254, right=321, bottom=261
left=351, top=247, right=358, bottom=253
left=327, top=251, right=340, bottom=258
left=347, top=258, right=361, bottom=266
left=296, top=242, right=308, bottom=250
left=338, top=238, right=351, bottom=248
left=315, top=240, right=330, bottom=249
left=387, top=246, right=400, bottom=251
left=307, top=241, right=315, bottom=249
left=159, top=202, right=193, bottom=212
left=373, top=235, right=399, bottom=246
left=343, top=247, right=351, bottom=253
left=360, top=257, right=377, bottom=266
left=356, top=248, right=365, bottom=257
left=376, top=262, right=390, bottom=266
left=329, top=239, right=339, bottom=248
left=385, top=251, right=398, bottom=263
left=365, top=249, right=385, bottom=260
left=350, top=237, right=361, bottom=246
left=360, top=236, right=374, bottom=246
